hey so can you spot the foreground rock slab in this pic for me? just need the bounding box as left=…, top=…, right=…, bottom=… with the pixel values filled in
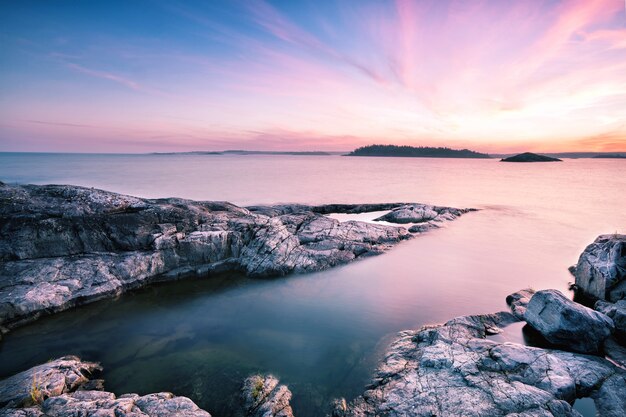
left=0, top=183, right=473, bottom=330
left=573, top=234, right=626, bottom=303
left=525, top=289, right=614, bottom=354
left=0, top=356, right=101, bottom=409
left=0, top=356, right=211, bottom=417
left=335, top=291, right=626, bottom=417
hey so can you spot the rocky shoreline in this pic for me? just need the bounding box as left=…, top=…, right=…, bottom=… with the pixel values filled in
left=331, top=234, right=626, bottom=417
left=2, top=282, right=624, bottom=416
left=1, top=183, right=624, bottom=416
left=0, top=183, right=474, bottom=332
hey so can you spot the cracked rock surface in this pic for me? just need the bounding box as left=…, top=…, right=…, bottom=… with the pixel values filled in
left=241, top=375, right=294, bottom=417
left=334, top=290, right=626, bottom=417
left=0, top=356, right=211, bottom=417
left=573, top=234, right=626, bottom=303
left=0, top=356, right=101, bottom=409
left=0, top=183, right=473, bottom=330
left=525, top=289, right=614, bottom=354
left=373, top=203, right=474, bottom=234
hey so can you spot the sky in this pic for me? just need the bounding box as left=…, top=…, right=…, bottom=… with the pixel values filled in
left=1, top=0, right=625, bottom=153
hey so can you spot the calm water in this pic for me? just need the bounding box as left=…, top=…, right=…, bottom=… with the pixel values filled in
left=0, top=153, right=625, bottom=416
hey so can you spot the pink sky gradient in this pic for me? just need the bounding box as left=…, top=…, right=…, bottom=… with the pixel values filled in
left=0, top=0, right=625, bottom=153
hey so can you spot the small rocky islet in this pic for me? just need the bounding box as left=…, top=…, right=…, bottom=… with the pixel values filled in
left=1, top=183, right=625, bottom=416
left=500, top=152, right=563, bottom=162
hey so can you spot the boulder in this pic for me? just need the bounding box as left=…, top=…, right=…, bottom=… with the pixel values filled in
left=241, top=375, right=294, bottom=417
left=0, top=356, right=101, bottom=408
left=573, top=234, right=626, bottom=302
left=525, top=290, right=614, bottom=354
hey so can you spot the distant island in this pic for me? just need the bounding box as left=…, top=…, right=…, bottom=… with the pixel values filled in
left=501, top=152, right=562, bottom=162
left=152, top=150, right=332, bottom=156
left=492, top=152, right=626, bottom=159
left=346, top=145, right=491, bottom=158
left=592, top=154, right=626, bottom=159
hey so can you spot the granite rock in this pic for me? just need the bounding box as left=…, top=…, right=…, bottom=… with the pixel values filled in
left=506, top=288, right=536, bottom=320
left=525, top=289, right=614, bottom=354
left=241, top=375, right=294, bottom=417
left=0, top=183, right=473, bottom=329
left=373, top=203, right=473, bottom=225
left=0, top=356, right=229, bottom=417
left=573, top=234, right=626, bottom=302
left=336, top=301, right=625, bottom=417
left=0, top=356, right=101, bottom=409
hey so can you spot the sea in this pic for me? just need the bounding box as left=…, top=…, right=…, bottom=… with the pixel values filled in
left=0, top=152, right=624, bottom=416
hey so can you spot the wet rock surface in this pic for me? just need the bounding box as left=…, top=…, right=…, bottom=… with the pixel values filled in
left=335, top=290, right=626, bottom=417
left=573, top=234, right=626, bottom=303
left=0, top=183, right=473, bottom=330
left=525, top=289, right=614, bottom=354
left=0, top=356, right=212, bottom=417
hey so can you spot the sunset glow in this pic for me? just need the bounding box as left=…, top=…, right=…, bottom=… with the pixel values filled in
left=1, top=0, right=626, bottom=153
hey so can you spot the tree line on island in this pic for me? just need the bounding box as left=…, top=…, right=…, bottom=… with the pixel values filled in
left=346, top=144, right=491, bottom=158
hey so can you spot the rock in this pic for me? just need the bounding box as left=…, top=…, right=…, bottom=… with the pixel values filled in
left=573, top=234, right=626, bottom=302
left=500, top=152, right=562, bottom=162
left=0, top=183, right=473, bottom=329
left=603, top=337, right=626, bottom=368
left=596, top=300, right=626, bottom=344
left=525, top=289, right=614, bottom=354
left=329, top=398, right=348, bottom=416
left=41, top=391, right=211, bottom=417
left=506, top=288, right=536, bottom=320
left=0, top=357, right=211, bottom=416
left=407, top=222, right=440, bottom=233
left=0, top=356, right=101, bottom=408
left=373, top=203, right=474, bottom=225
left=241, top=375, right=293, bottom=417
left=339, top=296, right=626, bottom=417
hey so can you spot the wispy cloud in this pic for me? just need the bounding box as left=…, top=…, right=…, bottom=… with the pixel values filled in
left=65, top=63, right=141, bottom=90
left=25, top=119, right=95, bottom=128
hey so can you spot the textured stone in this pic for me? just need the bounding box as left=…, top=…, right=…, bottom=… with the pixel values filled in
left=241, top=375, right=294, bottom=417
left=0, top=356, right=101, bottom=409
left=506, top=288, right=536, bottom=320
left=525, top=289, right=614, bottom=354
left=41, top=391, right=211, bottom=417
left=373, top=203, right=473, bottom=225
left=336, top=300, right=626, bottom=417
left=596, top=300, right=626, bottom=345
left=0, top=356, right=213, bottom=416
left=573, top=234, right=626, bottom=302
left=0, top=183, right=473, bottom=329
